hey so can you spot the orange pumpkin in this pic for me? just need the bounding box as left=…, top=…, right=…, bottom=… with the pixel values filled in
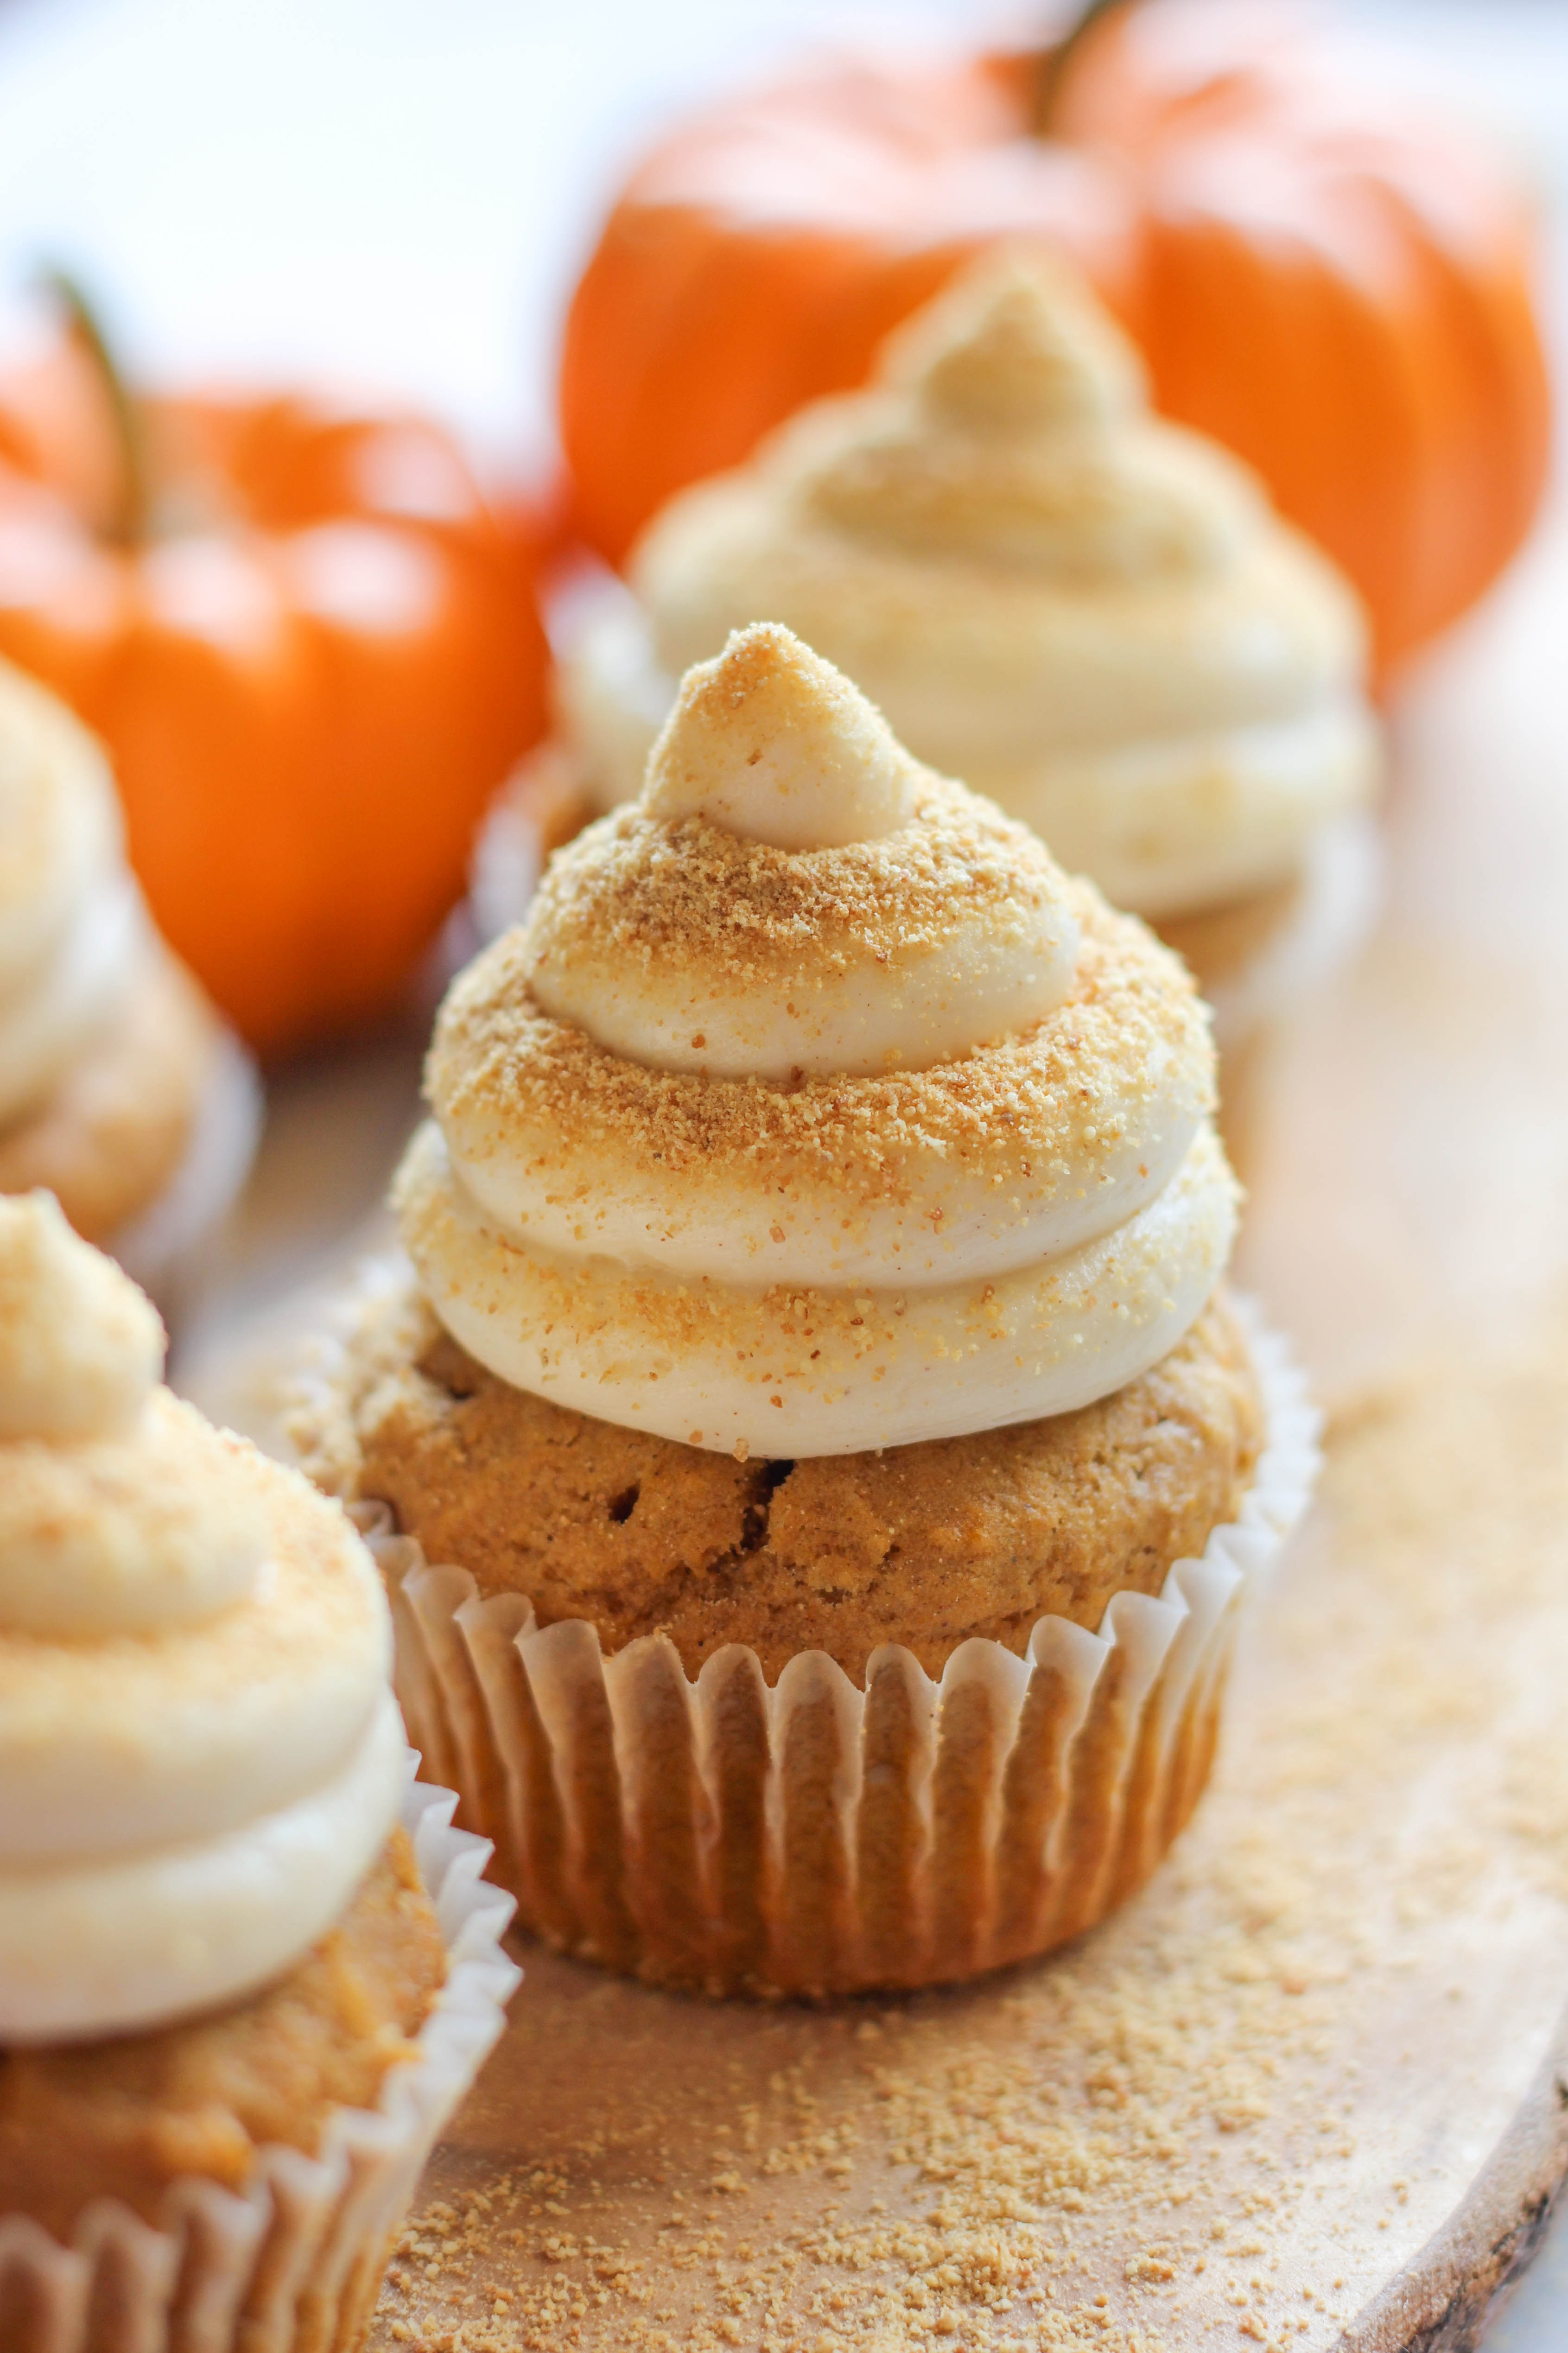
left=0, top=313, right=548, bottom=1056
left=560, top=0, right=1550, bottom=670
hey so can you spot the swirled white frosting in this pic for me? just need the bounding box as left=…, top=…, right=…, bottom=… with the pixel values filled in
left=555, top=258, right=1379, bottom=921
left=0, top=661, right=150, bottom=1124
left=400, top=624, right=1239, bottom=1457
left=0, top=1193, right=403, bottom=2042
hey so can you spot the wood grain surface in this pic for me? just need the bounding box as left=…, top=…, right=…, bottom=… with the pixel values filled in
left=364, top=1320, right=1568, bottom=2353
left=189, top=500, right=1568, bottom=2351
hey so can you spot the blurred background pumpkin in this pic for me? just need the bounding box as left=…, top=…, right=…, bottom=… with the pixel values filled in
left=560, top=0, right=1552, bottom=674
left=0, top=287, right=549, bottom=1058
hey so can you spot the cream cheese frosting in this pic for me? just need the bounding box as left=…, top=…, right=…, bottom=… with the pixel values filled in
left=0, top=1194, right=404, bottom=2042
left=556, top=257, right=1380, bottom=921
left=0, top=660, right=150, bottom=1125
left=399, top=624, right=1239, bottom=1458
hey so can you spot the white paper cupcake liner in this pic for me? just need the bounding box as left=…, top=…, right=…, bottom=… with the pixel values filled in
left=343, top=1297, right=1317, bottom=1999
left=0, top=1759, right=519, bottom=2353
left=1201, top=808, right=1384, bottom=1054
left=112, top=1026, right=262, bottom=1315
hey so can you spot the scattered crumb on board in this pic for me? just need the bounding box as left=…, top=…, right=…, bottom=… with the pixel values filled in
left=370, top=1322, right=1568, bottom=2351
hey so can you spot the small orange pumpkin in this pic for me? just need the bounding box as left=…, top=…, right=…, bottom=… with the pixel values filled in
left=560, top=0, right=1550, bottom=670
left=0, top=301, right=548, bottom=1056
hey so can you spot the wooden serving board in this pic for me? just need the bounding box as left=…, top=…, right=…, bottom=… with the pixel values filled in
left=364, top=1314, right=1568, bottom=2353
left=189, top=502, right=1568, bottom=2352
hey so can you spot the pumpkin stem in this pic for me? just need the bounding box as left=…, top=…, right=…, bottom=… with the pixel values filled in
left=1032, top=0, right=1134, bottom=136
left=38, top=267, right=151, bottom=547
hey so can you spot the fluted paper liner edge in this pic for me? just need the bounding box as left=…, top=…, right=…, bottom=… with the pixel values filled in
left=1205, top=809, right=1383, bottom=1052
left=359, top=1298, right=1316, bottom=1997
left=0, top=1760, right=520, bottom=2353
left=112, top=1026, right=263, bottom=1315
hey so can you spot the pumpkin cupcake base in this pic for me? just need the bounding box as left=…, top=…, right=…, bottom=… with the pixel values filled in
left=0, top=1828, right=445, bottom=2242
left=0, top=1765, right=518, bottom=2353
left=302, top=1289, right=1264, bottom=1684
left=293, top=1276, right=1315, bottom=1998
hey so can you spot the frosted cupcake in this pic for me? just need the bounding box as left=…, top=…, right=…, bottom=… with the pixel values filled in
left=300, top=625, right=1316, bottom=1997
left=483, top=258, right=1381, bottom=1159
left=0, top=1194, right=517, bottom=2350
left=0, top=659, right=258, bottom=1302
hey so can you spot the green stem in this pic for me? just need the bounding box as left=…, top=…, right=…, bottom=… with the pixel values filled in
left=1031, top=0, right=1135, bottom=137
left=38, top=267, right=150, bottom=547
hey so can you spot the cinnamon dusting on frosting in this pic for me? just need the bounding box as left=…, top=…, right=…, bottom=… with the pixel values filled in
left=899, top=257, right=1140, bottom=434
left=804, top=257, right=1254, bottom=581
left=642, top=623, right=914, bottom=846
left=531, top=780, right=1043, bottom=996
left=432, top=880, right=1206, bottom=1231
left=401, top=625, right=1236, bottom=1455
left=527, top=623, right=1081, bottom=1082
left=0, top=1190, right=164, bottom=1441
left=558, top=257, right=1379, bottom=921
left=0, top=1194, right=403, bottom=2042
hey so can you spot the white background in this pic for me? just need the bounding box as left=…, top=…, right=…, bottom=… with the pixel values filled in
left=0, top=0, right=1561, bottom=470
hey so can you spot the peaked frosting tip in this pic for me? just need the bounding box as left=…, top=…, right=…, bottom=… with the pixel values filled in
left=0, top=1191, right=164, bottom=1444
left=641, top=623, right=916, bottom=849
left=887, top=253, right=1144, bottom=435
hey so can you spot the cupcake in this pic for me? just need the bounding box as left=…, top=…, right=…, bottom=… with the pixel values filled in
left=485, top=257, right=1381, bottom=1160
left=298, top=623, right=1317, bottom=1998
left=0, top=658, right=259, bottom=1305
left=0, top=1193, right=518, bottom=2348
